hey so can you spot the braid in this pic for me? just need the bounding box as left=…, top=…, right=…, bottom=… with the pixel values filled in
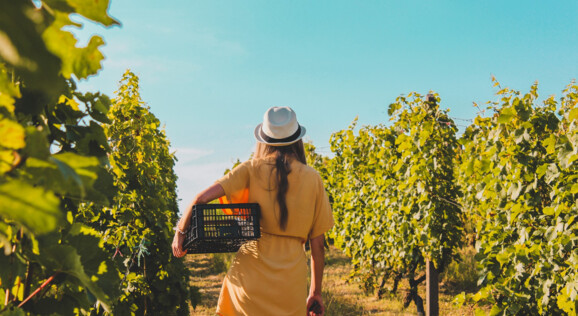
left=275, top=150, right=290, bottom=231
left=254, top=139, right=307, bottom=231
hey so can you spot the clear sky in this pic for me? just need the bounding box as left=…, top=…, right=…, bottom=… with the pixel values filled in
left=75, top=0, right=578, bottom=210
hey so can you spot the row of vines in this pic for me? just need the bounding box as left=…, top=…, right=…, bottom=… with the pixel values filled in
left=314, top=81, right=577, bottom=315
left=1, top=1, right=576, bottom=316
left=0, top=1, right=190, bottom=315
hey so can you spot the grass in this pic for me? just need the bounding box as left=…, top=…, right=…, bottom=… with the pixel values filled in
left=185, top=254, right=227, bottom=314
left=441, top=246, right=479, bottom=293
left=185, top=245, right=480, bottom=315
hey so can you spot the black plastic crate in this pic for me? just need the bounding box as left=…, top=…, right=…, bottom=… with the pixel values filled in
left=183, top=203, right=260, bottom=254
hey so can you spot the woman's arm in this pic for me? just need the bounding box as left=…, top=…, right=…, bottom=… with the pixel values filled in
left=172, top=183, right=225, bottom=257
left=306, top=234, right=326, bottom=316
left=177, top=183, right=226, bottom=231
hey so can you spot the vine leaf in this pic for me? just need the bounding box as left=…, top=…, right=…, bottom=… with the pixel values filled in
left=44, top=0, right=120, bottom=27
left=43, top=12, right=106, bottom=80
left=0, top=1, right=64, bottom=98
left=65, top=224, right=121, bottom=302
left=0, top=180, right=62, bottom=234
left=0, top=118, right=25, bottom=149
left=23, top=153, right=100, bottom=200
left=497, top=107, right=515, bottom=124
left=41, top=244, right=113, bottom=312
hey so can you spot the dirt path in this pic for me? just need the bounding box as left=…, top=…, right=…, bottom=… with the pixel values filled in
left=185, top=246, right=475, bottom=315
left=185, top=254, right=227, bottom=315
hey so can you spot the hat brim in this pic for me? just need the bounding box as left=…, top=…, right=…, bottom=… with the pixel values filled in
left=254, top=123, right=307, bottom=146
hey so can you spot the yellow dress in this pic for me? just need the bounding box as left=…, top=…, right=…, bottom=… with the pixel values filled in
left=215, top=157, right=334, bottom=316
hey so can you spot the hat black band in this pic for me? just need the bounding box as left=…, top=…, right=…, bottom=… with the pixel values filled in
left=260, top=126, right=302, bottom=144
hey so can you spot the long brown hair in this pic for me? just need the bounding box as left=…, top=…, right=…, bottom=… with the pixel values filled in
left=254, top=139, right=307, bottom=230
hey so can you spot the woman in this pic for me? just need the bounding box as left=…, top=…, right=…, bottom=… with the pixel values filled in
left=172, top=106, right=334, bottom=316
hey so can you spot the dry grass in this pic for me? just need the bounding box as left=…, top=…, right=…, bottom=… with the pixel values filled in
left=185, top=246, right=478, bottom=315
left=320, top=246, right=477, bottom=316
left=185, top=254, right=228, bottom=315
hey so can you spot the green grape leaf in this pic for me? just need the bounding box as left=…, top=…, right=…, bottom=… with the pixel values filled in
left=0, top=1, right=65, bottom=100
left=0, top=308, right=26, bottom=316
left=65, top=224, right=121, bottom=301
left=557, top=144, right=574, bottom=169
left=29, top=294, right=87, bottom=315
left=571, top=183, right=578, bottom=194
left=0, top=245, right=28, bottom=292
left=53, top=153, right=99, bottom=182
left=23, top=153, right=99, bottom=199
left=363, top=233, right=374, bottom=248
left=568, top=108, right=578, bottom=121
left=508, top=182, right=523, bottom=200
left=0, top=180, right=63, bottom=233
left=66, top=121, right=110, bottom=157
left=43, top=12, right=106, bottom=80
left=41, top=244, right=113, bottom=312
left=544, top=164, right=560, bottom=184
left=497, top=107, right=515, bottom=124
left=0, top=64, right=21, bottom=112
left=556, top=285, right=577, bottom=315
left=44, top=0, right=120, bottom=27
left=488, top=304, right=504, bottom=316
left=542, top=207, right=555, bottom=216
left=88, top=93, right=112, bottom=123
left=0, top=118, right=25, bottom=149
left=22, top=126, right=50, bottom=160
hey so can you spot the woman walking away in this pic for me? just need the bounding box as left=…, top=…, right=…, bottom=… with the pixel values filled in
left=172, top=106, right=334, bottom=316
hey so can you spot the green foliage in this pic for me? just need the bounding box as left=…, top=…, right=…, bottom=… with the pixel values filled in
left=0, top=179, right=61, bottom=233
left=323, top=94, right=462, bottom=312
left=304, top=140, right=329, bottom=172
left=442, top=246, right=479, bottom=291
left=209, top=253, right=235, bottom=274
left=79, top=70, right=190, bottom=315
left=325, top=118, right=404, bottom=291
left=457, top=79, right=578, bottom=315
left=1, top=2, right=574, bottom=314
left=0, top=0, right=118, bottom=101
left=0, top=0, right=121, bottom=314
left=387, top=93, right=463, bottom=269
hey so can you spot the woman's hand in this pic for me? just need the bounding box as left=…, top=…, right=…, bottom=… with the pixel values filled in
left=172, top=231, right=187, bottom=257
left=172, top=183, right=225, bottom=258
left=306, top=293, right=324, bottom=316
left=307, top=235, right=325, bottom=315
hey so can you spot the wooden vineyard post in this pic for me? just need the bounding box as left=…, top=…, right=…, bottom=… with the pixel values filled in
left=426, top=260, right=439, bottom=316
left=425, top=93, right=439, bottom=316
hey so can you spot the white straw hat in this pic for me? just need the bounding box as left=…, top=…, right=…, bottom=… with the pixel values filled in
left=254, top=106, right=306, bottom=146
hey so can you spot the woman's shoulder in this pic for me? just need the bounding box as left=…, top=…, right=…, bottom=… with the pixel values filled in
left=249, top=156, right=275, bottom=167
left=248, top=157, right=321, bottom=179
left=293, top=161, right=322, bottom=179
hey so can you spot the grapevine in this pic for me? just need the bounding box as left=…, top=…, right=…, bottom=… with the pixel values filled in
left=324, top=93, right=462, bottom=314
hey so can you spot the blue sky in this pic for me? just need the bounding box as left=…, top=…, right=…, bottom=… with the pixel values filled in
left=75, top=0, right=578, bottom=210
